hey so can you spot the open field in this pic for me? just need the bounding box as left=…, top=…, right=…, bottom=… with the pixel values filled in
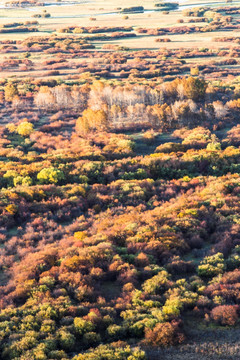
left=0, top=0, right=240, bottom=81
left=0, top=1, right=239, bottom=47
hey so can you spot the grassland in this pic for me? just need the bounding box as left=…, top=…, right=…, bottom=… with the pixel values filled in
left=0, top=0, right=239, bottom=83
left=0, top=0, right=239, bottom=45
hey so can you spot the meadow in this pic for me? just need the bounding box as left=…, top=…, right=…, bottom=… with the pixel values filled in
left=0, top=0, right=240, bottom=80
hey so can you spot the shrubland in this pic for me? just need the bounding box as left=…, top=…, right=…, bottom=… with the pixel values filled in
left=0, top=1, right=239, bottom=359
left=0, top=73, right=239, bottom=359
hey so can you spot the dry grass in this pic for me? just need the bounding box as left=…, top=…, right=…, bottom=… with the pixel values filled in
left=0, top=0, right=239, bottom=45
left=0, top=0, right=240, bottom=79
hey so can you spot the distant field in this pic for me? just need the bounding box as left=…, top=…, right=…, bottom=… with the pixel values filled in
left=0, top=0, right=240, bottom=80
left=0, top=0, right=239, bottom=41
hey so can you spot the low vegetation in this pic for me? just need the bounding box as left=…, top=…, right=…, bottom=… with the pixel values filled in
left=0, top=0, right=239, bottom=359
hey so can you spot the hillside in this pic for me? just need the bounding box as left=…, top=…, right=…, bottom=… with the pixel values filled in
left=0, top=0, right=240, bottom=359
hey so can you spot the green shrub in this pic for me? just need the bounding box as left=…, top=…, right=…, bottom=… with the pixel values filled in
left=73, top=343, right=146, bottom=360
left=142, top=270, right=169, bottom=294
left=58, top=329, right=76, bottom=350
left=74, top=318, right=95, bottom=336
left=198, top=253, right=225, bottom=278
left=37, top=167, right=65, bottom=184
left=82, top=331, right=101, bottom=347
left=107, top=324, right=126, bottom=340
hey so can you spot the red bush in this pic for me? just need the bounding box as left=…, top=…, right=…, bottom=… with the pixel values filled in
left=211, top=305, right=238, bottom=326
left=144, top=320, right=185, bottom=347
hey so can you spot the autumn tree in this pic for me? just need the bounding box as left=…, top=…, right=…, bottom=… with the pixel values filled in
left=37, top=167, right=65, bottom=184
left=5, top=83, right=18, bottom=102
left=17, top=121, right=34, bottom=137
left=76, top=108, right=108, bottom=135
left=144, top=321, right=185, bottom=347
left=211, top=305, right=238, bottom=326
left=148, top=104, right=172, bottom=129
left=182, top=77, right=207, bottom=102
left=34, top=86, right=55, bottom=109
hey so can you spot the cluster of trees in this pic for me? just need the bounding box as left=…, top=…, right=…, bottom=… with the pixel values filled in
left=137, top=11, right=236, bottom=36
left=0, top=58, right=33, bottom=72
left=1, top=21, right=38, bottom=28
left=76, top=33, right=137, bottom=41
left=182, top=5, right=240, bottom=17
left=1, top=75, right=240, bottom=133
left=32, top=11, right=51, bottom=18
left=5, top=0, right=43, bottom=6
left=214, top=36, right=240, bottom=43
left=59, top=26, right=133, bottom=34
left=29, top=77, right=234, bottom=132
left=0, top=26, right=38, bottom=33
left=19, top=35, right=94, bottom=53
left=0, top=20, right=38, bottom=33
left=0, top=30, right=239, bottom=81
left=121, top=6, right=144, bottom=13
left=154, top=2, right=179, bottom=11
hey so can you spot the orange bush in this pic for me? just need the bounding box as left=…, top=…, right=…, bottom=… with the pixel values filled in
left=211, top=305, right=238, bottom=326
left=144, top=320, right=185, bottom=347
